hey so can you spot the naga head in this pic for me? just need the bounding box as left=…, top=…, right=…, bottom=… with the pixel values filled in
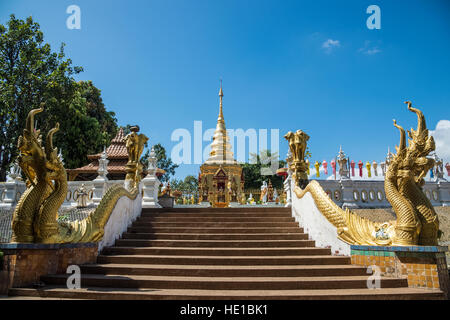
left=18, top=106, right=44, bottom=156
left=393, top=119, right=406, bottom=156
left=45, top=122, right=60, bottom=162
left=406, top=101, right=435, bottom=157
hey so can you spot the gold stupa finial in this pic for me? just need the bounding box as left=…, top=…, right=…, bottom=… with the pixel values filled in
left=218, top=79, right=224, bottom=123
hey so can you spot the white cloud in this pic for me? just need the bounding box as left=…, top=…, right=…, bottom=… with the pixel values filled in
left=430, top=119, right=450, bottom=165
left=322, top=39, right=340, bottom=53
left=358, top=40, right=382, bottom=55
left=365, top=47, right=381, bottom=55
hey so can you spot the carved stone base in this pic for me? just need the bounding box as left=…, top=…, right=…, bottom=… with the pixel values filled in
left=351, top=245, right=449, bottom=298
left=158, top=195, right=174, bottom=208
left=0, top=242, right=98, bottom=295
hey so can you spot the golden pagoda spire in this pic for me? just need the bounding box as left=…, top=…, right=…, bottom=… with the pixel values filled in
left=218, top=79, right=224, bottom=124
left=204, top=81, right=236, bottom=165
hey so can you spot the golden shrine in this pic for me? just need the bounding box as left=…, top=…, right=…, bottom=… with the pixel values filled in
left=198, top=83, right=245, bottom=207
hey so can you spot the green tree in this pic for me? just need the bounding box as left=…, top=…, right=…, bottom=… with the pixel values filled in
left=141, top=143, right=178, bottom=183
left=77, top=80, right=118, bottom=147
left=45, top=81, right=118, bottom=169
left=0, top=15, right=118, bottom=179
left=241, top=150, right=287, bottom=189
left=170, top=175, right=198, bottom=195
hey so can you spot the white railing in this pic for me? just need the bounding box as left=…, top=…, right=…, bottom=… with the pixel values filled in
left=313, top=179, right=450, bottom=208
left=2, top=177, right=449, bottom=209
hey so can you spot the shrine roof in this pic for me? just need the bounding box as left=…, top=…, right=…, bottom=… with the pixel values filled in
left=87, top=127, right=128, bottom=160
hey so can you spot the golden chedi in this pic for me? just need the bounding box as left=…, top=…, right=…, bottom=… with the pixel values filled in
left=199, top=83, right=244, bottom=208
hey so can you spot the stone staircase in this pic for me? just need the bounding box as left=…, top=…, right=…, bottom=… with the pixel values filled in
left=8, top=207, right=445, bottom=299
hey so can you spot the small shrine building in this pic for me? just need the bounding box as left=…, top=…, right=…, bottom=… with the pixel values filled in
left=198, top=84, right=245, bottom=207
left=67, top=127, right=164, bottom=181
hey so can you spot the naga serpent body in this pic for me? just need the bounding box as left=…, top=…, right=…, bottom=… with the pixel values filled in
left=293, top=101, right=439, bottom=246
left=11, top=107, right=141, bottom=244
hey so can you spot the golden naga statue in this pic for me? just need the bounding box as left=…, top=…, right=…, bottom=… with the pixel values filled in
left=284, top=130, right=310, bottom=188
left=124, top=125, right=149, bottom=189
left=385, top=102, right=438, bottom=245
left=293, top=102, right=439, bottom=246
left=11, top=107, right=144, bottom=244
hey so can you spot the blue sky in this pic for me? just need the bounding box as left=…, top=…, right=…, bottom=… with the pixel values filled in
left=1, top=0, right=449, bottom=179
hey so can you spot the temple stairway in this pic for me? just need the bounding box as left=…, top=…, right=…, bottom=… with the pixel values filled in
left=8, top=207, right=445, bottom=300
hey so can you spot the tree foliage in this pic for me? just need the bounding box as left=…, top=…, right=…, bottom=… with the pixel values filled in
left=0, top=15, right=118, bottom=179
left=170, top=175, right=198, bottom=195
left=241, top=150, right=286, bottom=189
left=141, top=143, right=178, bottom=183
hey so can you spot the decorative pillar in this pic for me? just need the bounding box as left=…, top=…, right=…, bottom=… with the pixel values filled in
left=358, top=160, right=363, bottom=178
left=431, top=153, right=446, bottom=182
left=331, top=159, right=336, bottom=180
left=337, top=146, right=350, bottom=180
left=445, top=163, right=450, bottom=177
left=0, top=181, right=20, bottom=208
left=1, top=161, right=24, bottom=208
left=314, top=161, right=320, bottom=177
left=350, top=160, right=355, bottom=177
left=337, top=148, right=356, bottom=207
left=366, top=161, right=372, bottom=178
left=123, top=126, right=148, bottom=192
left=373, top=161, right=378, bottom=176
left=284, top=151, right=293, bottom=208
left=322, top=160, right=328, bottom=175
left=380, top=161, right=386, bottom=176
left=6, top=160, right=21, bottom=182
left=92, top=147, right=109, bottom=204
left=142, top=146, right=161, bottom=208
left=385, top=147, right=394, bottom=170
left=284, top=130, right=310, bottom=189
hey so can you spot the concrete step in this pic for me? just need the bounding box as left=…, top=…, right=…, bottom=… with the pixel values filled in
left=142, top=207, right=292, bottom=214
left=140, top=212, right=293, bottom=218
left=39, top=274, right=409, bottom=290
left=9, top=207, right=436, bottom=300
left=132, top=222, right=300, bottom=228
left=114, top=239, right=316, bottom=248
left=80, top=264, right=369, bottom=277
left=127, top=227, right=304, bottom=234
left=96, top=254, right=351, bottom=266
left=121, top=232, right=310, bottom=240
left=137, top=216, right=296, bottom=223
left=102, top=247, right=331, bottom=256
left=9, top=286, right=444, bottom=300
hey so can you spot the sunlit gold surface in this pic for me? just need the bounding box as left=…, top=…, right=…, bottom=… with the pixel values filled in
left=124, top=126, right=149, bottom=189
left=284, top=130, right=310, bottom=188
left=294, top=181, right=395, bottom=245
left=385, top=102, right=439, bottom=245
left=292, top=102, right=439, bottom=246
left=11, top=107, right=142, bottom=243
left=199, top=84, right=244, bottom=207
